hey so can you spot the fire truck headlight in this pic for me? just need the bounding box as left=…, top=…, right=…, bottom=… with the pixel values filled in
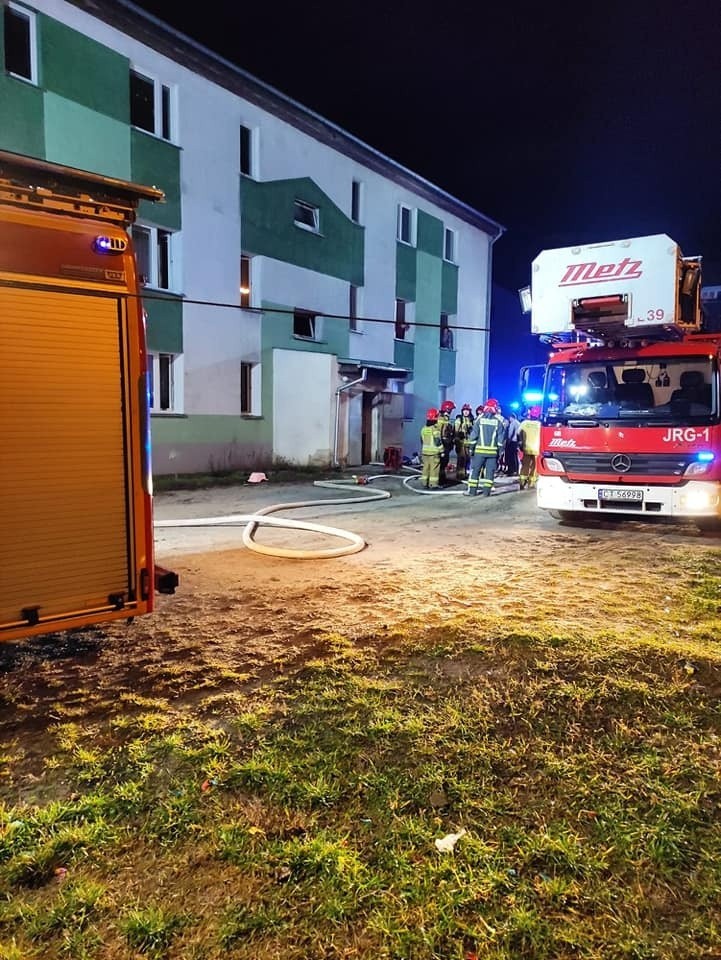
left=685, top=453, right=714, bottom=477
left=680, top=485, right=718, bottom=512
left=543, top=457, right=565, bottom=473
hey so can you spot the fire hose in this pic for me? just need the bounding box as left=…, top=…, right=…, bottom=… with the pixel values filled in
left=154, top=478, right=391, bottom=560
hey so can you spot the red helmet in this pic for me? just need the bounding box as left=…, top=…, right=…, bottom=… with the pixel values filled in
left=483, top=398, right=500, bottom=413
left=426, top=407, right=439, bottom=420
left=440, top=400, right=456, bottom=412
left=529, top=405, right=541, bottom=418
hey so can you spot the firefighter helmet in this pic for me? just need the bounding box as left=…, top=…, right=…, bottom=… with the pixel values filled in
left=440, top=400, right=455, bottom=412
left=483, top=398, right=500, bottom=413
left=426, top=407, right=439, bottom=420
left=529, top=405, right=541, bottom=418
left=461, top=403, right=472, bottom=412
left=475, top=405, right=484, bottom=415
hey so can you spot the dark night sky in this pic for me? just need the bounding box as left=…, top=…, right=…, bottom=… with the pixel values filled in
left=131, top=0, right=721, bottom=291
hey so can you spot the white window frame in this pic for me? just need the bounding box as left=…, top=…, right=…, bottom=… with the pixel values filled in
left=129, top=66, right=174, bottom=142
left=349, top=284, right=362, bottom=333
left=351, top=179, right=363, bottom=224
left=394, top=299, right=415, bottom=341
left=132, top=224, right=178, bottom=292
left=240, top=360, right=262, bottom=416
left=4, top=2, right=37, bottom=84
left=397, top=204, right=416, bottom=245
left=294, top=200, right=320, bottom=233
left=293, top=308, right=318, bottom=340
left=444, top=227, right=458, bottom=263
left=240, top=123, right=256, bottom=177
left=240, top=253, right=253, bottom=308
left=148, top=352, right=179, bottom=413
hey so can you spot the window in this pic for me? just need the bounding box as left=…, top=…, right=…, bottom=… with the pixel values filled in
left=4, top=3, right=36, bottom=83
left=349, top=285, right=360, bottom=332
left=294, top=200, right=320, bottom=232
left=440, top=313, right=454, bottom=349
left=240, top=124, right=254, bottom=176
left=240, top=361, right=261, bottom=415
left=240, top=254, right=252, bottom=308
left=397, top=204, right=414, bottom=244
left=351, top=180, right=362, bottom=223
left=130, top=68, right=172, bottom=140
left=293, top=309, right=317, bottom=339
left=444, top=227, right=457, bottom=263
left=395, top=299, right=410, bottom=340
left=132, top=225, right=175, bottom=290
left=148, top=353, right=177, bottom=412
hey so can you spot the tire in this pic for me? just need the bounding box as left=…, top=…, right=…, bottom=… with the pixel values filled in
left=696, top=516, right=721, bottom=533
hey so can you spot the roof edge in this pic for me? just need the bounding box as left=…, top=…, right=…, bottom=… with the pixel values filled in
left=67, top=0, right=505, bottom=237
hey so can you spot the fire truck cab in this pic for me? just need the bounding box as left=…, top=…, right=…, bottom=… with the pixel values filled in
left=529, top=234, right=721, bottom=527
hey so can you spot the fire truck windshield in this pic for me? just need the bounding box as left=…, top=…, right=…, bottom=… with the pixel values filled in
left=544, top=357, right=716, bottom=425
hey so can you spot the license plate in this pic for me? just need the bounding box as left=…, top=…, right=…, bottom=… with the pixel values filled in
left=598, top=488, right=643, bottom=501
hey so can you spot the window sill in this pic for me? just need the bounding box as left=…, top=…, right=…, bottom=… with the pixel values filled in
left=292, top=335, right=326, bottom=344
left=150, top=411, right=186, bottom=418
left=130, top=124, right=176, bottom=147
left=240, top=414, right=263, bottom=419
left=6, top=71, right=37, bottom=86
left=294, top=223, right=324, bottom=236
left=397, top=238, right=416, bottom=248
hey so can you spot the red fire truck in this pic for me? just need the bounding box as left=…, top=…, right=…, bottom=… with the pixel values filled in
left=0, top=149, right=177, bottom=642
left=529, top=234, right=720, bottom=528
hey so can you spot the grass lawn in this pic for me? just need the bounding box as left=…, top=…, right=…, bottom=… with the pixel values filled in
left=1, top=551, right=720, bottom=959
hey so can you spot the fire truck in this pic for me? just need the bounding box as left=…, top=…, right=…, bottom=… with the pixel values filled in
left=0, top=149, right=177, bottom=643
left=529, top=233, right=720, bottom=528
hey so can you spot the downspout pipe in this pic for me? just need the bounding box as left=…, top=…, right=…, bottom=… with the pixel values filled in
left=333, top=368, right=367, bottom=467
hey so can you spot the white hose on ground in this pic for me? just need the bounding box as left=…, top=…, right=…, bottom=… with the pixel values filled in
left=154, top=478, right=391, bottom=560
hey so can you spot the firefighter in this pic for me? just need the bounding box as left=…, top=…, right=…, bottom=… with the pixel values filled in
left=465, top=399, right=503, bottom=497
left=519, top=405, right=541, bottom=490
left=453, top=403, right=474, bottom=480
left=437, top=400, right=456, bottom=484
left=420, top=407, right=443, bottom=489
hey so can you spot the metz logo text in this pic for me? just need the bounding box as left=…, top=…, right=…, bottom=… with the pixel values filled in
left=559, top=258, right=643, bottom=287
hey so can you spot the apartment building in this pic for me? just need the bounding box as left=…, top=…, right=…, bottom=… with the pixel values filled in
left=1, top=0, right=504, bottom=473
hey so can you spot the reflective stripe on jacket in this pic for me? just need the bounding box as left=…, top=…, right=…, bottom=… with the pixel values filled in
left=421, top=424, right=442, bottom=455
left=469, top=415, right=500, bottom=455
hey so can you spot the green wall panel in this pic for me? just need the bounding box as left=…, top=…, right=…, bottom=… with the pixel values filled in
left=0, top=76, right=45, bottom=157
left=145, top=294, right=183, bottom=353
left=242, top=177, right=364, bottom=285
left=409, top=250, right=443, bottom=429
left=393, top=338, right=414, bottom=372
left=441, top=260, right=459, bottom=314
left=43, top=93, right=130, bottom=178
left=40, top=14, right=129, bottom=123
left=416, top=209, right=443, bottom=257
left=261, top=301, right=348, bottom=359
left=439, top=347, right=456, bottom=387
left=152, top=414, right=265, bottom=446
left=132, top=130, right=181, bottom=229
left=395, top=242, right=416, bottom=301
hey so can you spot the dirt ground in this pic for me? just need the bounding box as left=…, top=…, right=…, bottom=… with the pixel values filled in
left=1, top=471, right=719, bottom=774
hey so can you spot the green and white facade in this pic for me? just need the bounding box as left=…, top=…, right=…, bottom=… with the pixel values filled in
left=1, top=0, right=504, bottom=474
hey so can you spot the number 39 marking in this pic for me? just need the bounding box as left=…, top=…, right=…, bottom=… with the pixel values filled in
left=647, top=308, right=665, bottom=321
